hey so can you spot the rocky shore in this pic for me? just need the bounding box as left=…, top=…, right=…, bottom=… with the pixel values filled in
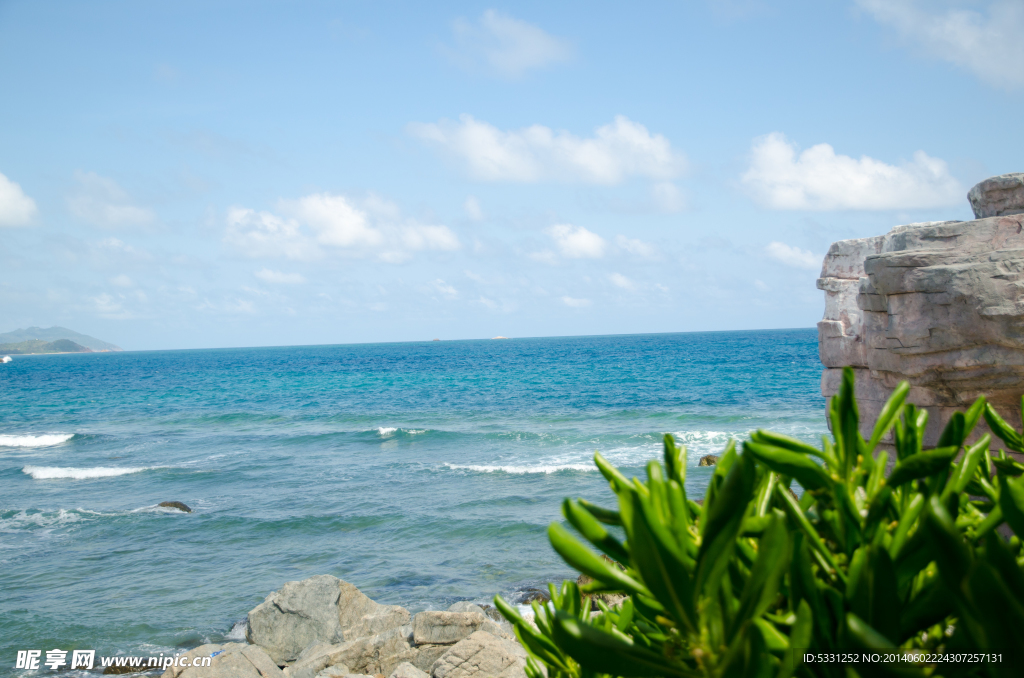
left=160, top=575, right=527, bottom=678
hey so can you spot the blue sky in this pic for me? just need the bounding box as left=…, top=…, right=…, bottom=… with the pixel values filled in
left=1, top=0, right=1021, bottom=350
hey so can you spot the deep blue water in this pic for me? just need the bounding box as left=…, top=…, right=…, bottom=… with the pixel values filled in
left=0, top=329, right=825, bottom=675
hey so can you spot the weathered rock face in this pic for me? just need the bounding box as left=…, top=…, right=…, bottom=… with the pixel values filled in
left=969, top=173, right=1024, bottom=218
left=430, top=631, right=527, bottom=678
left=818, top=173, right=1024, bottom=447
left=246, top=575, right=408, bottom=665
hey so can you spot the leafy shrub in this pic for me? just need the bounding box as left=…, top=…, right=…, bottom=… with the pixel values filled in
left=494, top=367, right=1024, bottom=678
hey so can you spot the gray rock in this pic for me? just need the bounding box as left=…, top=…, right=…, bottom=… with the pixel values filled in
left=446, top=602, right=485, bottom=615
left=388, top=662, right=429, bottom=678
left=817, top=187, right=1024, bottom=450
left=161, top=643, right=283, bottom=678
left=345, top=607, right=411, bottom=641
left=246, top=575, right=397, bottom=665
left=698, top=455, right=718, bottom=467
left=409, top=645, right=448, bottom=673
left=413, top=611, right=490, bottom=646
left=969, top=173, right=1024, bottom=218
left=331, top=625, right=417, bottom=676
left=430, top=631, right=527, bottom=678
left=158, top=501, right=192, bottom=513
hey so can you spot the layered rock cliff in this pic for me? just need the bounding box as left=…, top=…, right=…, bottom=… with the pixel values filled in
left=818, top=173, right=1024, bottom=447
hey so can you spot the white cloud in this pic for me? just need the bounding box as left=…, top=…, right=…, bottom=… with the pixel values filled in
left=224, top=193, right=460, bottom=262
left=0, top=172, right=37, bottom=226
left=561, top=296, right=591, bottom=308
left=615, top=235, right=658, bottom=259
left=609, top=273, right=636, bottom=290
left=255, top=268, right=306, bottom=284
left=858, top=0, right=1024, bottom=90
left=447, top=9, right=573, bottom=78
left=409, top=115, right=684, bottom=184
left=742, top=132, right=961, bottom=210
left=69, top=171, right=156, bottom=228
left=548, top=224, right=606, bottom=259
left=110, top=274, right=134, bottom=288
left=464, top=196, right=484, bottom=221
left=432, top=279, right=458, bottom=298
left=766, top=242, right=821, bottom=270
left=754, top=279, right=770, bottom=291
left=528, top=249, right=558, bottom=265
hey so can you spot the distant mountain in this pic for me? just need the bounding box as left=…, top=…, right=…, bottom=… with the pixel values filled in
left=0, top=339, right=92, bottom=355
left=0, top=327, right=122, bottom=352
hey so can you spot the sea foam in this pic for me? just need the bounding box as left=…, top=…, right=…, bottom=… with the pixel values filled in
left=377, top=427, right=397, bottom=436
left=22, top=465, right=160, bottom=480
left=0, top=433, right=75, bottom=447
left=444, top=463, right=594, bottom=474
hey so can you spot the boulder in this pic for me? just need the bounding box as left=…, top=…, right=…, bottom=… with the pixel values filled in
left=388, top=663, right=429, bottom=678
left=345, top=607, right=410, bottom=641
left=968, top=173, right=1024, bottom=218
left=430, top=631, right=527, bottom=678
left=246, top=575, right=406, bottom=665
left=698, top=455, right=718, bottom=467
left=408, top=646, right=448, bottom=674
left=160, top=643, right=284, bottom=678
left=414, top=611, right=503, bottom=646
left=817, top=178, right=1024, bottom=450
left=158, top=501, right=192, bottom=513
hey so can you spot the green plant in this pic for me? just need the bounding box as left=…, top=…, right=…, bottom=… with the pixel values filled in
left=494, top=367, right=1024, bottom=678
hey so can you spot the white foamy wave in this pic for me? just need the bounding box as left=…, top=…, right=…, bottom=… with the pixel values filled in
left=377, top=427, right=397, bottom=436
left=225, top=620, right=247, bottom=641
left=0, top=508, right=95, bottom=531
left=0, top=433, right=75, bottom=447
left=444, top=463, right=595, bottom=474
left=22, top=465, right=161, bottom=480
left=408, top=429, right=427, bottom=435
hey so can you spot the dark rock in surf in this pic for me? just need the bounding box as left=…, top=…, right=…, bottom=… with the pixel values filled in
left=698, top=455, right=719, bottom=467
left=159, top=501, right=192, bottom=513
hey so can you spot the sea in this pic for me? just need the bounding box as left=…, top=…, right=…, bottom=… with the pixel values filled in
left=0, top=329, right=826, bottom=675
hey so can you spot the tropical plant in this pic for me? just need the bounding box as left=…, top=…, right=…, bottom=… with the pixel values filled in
left=494, top=367, right=1024, bottom=678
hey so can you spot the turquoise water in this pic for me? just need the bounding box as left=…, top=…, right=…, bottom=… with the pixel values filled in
left=0, top=330, right=825, bottom=675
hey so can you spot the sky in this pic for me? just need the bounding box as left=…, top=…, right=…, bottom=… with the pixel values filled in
left=1, top=0, right=1022, bottom=350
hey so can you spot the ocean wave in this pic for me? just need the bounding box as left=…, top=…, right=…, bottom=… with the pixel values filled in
left=444, top=463, right=595, bottom=475
left=21, top=465, right=162, bottom=480
left=377, top=427, right=398, bottom=436
left=0, top=433, right=75, bottom=447
left=0, top=508, right=102, bottom=531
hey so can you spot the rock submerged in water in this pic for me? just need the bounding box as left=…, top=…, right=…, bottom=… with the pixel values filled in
left=698, top=454, right=718, bottom=467
left=158, top=501, right=192, bottom=513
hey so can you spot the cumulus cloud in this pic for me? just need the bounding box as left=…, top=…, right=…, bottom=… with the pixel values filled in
left=225, top=193, right=460, bottom=262
left=69, top=171, right=156, bottom=228
left=0, top=172, right=37, bottom=226
left=446, top=9, right=573, bottom=78
left=615, top=235, right=658, bottom=259
left=255, top=268, right=306, bottom=284
left=408, top=115, right=684, bottom=184
left=561, top=296, right=591, bottom=308
left=766, top=242, right=821, bottom=270
left=858, top=0, right=1024, bottom=90
left=547, top=224, right=606, bottom=258
left=651, top=182, right=686, bottom=212
left=742, top=132, right=961, bottom=210
left=609, top=273, right=636, bottom=290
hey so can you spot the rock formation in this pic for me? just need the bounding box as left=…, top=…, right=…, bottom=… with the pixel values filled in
left=818, top=173, right=1024, bottom=448
left=167, top=575, right=523, bottom=678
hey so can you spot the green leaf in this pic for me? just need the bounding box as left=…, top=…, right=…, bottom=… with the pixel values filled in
left=696, top=450, right=756, bottom=594
left=868, top=381, right=910, bottom=453
left=563, top=499, right=630, bottom=564
left=627, top=491, right=697, bottom=632
left=948, top=434, right=990, bottom=497
left=885, top=446, right=958, bottom=488
left=937, top=411, right=966, bottom=449
left=577, top=499, right=622, bottom=526
left=775, top=600, right=812, bottom=678
left=983, top=404, right=1024, bottom=453
left=663, top=433, right=686, bottom=486
left=730, top=511, right=792, bottom=640
left=548, top=523, right=651, bottom=598
left=999, top=472, right=1024, bottom=537
left=834, top=366, right=863, bottom=480
left=922, top=495, right=972, bottom=591
left=774, top=483, right=844, bottom=584
left=743, top=441, right=833, bottom=491
left=550, top=610, right=697, bottom=677
left=750, top=429, right=832, bottom=462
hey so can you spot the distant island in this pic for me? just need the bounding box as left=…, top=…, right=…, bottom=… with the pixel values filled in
left=0, top=326, right=122, bottom=355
